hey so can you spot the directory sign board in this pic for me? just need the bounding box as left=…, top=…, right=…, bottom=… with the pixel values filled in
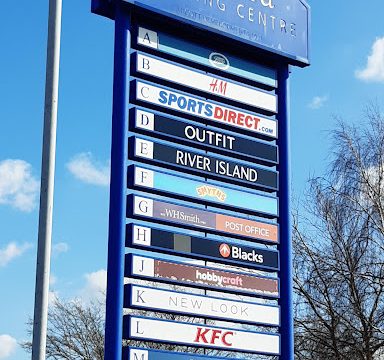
left=92, top=0, right=310, bottom=358
left=129, top=165, right=278, bottom=216
left=127, top=224, right=279, bottom=271
left=133, top=80, right=277, bottom=138
left=130, top=137, right=278, bottom=190
left=134, top=52, right=277, bottom=112
left=136, top=26, right=278, bottom=87
left=128, top=195, right=279, bottom=243
left=127, top=254, right=279, bottom=297
left=125, top=316, right=280, bottom=355
left=121, top=0, right=310, bottom=65
left=131, top=108, right=278, bottom=164
left=126, top=285, right=280, bottom=326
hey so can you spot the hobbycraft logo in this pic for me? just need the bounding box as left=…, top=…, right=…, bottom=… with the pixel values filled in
left=195, top=270, right=243, bottom=286
left=219, top=243, right=231, bottom=258
left=194, top=327, right=234, bottom=347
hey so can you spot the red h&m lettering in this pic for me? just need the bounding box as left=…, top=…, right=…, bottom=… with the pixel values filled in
left=194, top=327, right=234, bottom=347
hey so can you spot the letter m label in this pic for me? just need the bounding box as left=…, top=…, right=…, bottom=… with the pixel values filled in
left=130, top=349, right=148, bottom=360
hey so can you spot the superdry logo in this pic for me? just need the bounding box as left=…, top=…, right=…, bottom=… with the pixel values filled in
left=194, top=327, right=234, bottom=347
left=219, top=243, right=231, bottom=258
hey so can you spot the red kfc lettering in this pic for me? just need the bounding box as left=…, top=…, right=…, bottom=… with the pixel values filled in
left=222, top=331, right=234, bottom=346
left=194, top=327, right=210, bottom=343
left=194, top=328, right=234, bottom=347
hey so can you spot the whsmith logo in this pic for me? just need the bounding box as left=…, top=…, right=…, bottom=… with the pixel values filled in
left=219, top=243, right=264, bottom=264
left=196, top=185, right=226, bottom=202
left=209, top=53, right=230, bottom=70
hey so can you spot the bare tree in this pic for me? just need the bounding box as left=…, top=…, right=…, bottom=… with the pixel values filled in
left=22, top=298, right=105, bottom=360
left=293, top=104, right=384, bottom=360
left=23, top=283, right=257, bottom=359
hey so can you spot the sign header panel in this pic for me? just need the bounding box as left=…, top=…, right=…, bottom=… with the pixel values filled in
left=129, top=195, right=279, bottom=243
left=128, top=224, right=279, bottom=271
left=126, top=285, right=280, bottom=326
left=131, top=108, right=278, bottom=164
left=126, top=316, right=280, bottom=354
left=127, top=254, right=279, bottom=297
left=124, top=0, right=309, bottom=65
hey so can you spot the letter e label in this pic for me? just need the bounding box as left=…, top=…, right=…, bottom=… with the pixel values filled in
left=135, top=138, right=154, bottom=159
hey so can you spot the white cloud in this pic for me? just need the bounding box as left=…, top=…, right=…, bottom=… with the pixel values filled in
left=80, top=269, right=107, bottom=303
left=0, top=334, right=17, bottom=358
left=67, top=153, right=110, bottom=186
left=308, top=95, right=329, bottom=110
left=52, top=242, right=69, bottom=256
left=50, top=274, right=57, bottom=286
left=0, top=242, right=32, bottom=267
left=356, top=37, right=384, bottom=82
left=0, top=159, right=39, bottom=212
left=48, top=291, right=59, bottom=306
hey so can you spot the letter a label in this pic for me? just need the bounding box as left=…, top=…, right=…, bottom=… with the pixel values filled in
left=138, top=27, right=158, bottom=49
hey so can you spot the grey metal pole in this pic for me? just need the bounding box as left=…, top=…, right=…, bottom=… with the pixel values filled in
left=32, top=0, right=62, bottom=358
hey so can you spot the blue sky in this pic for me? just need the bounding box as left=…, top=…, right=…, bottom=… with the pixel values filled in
left=1, top=0, right=384, bottom=359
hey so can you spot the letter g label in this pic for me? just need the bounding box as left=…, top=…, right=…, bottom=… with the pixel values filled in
left=134, top=196, right=154, bottom=217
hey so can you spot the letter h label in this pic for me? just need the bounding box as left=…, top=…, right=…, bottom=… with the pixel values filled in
left=133, top=225, right=152, bottom=246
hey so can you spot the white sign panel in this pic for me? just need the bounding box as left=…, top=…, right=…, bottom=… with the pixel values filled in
left=136, top=53, right=277, bottom=113
left=135, top=81, right=277, bottom=138
left=129, top=285, right=280, bottom=326
left=128, top=316, right=280, bottom=355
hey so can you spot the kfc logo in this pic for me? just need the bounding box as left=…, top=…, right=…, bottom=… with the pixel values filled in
left=193, top=327, right=234, bottom=347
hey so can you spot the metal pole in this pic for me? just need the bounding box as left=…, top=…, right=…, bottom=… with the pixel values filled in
left=278, top=64, right=294, bottom=360
left=32, top=0, right=62, bottom=358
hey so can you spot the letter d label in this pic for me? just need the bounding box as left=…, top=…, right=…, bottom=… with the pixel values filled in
left=136, top=109, right=154, bottom=131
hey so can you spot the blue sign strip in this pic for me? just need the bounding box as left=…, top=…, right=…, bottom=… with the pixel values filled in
left=129, top=165, right=278, bottom=216
left=124, top=0, right=310, bottom=65
left=124, top=347, right=252, bottom=360
left=130, top=106, right=279, bottom=165
left=124, top=315, right=281, bottom=355
left=135, top=26, right=277, bottom=87
left=126, top=223, right=280, bottom=271
left=126, top=253, right=280, bottom=298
